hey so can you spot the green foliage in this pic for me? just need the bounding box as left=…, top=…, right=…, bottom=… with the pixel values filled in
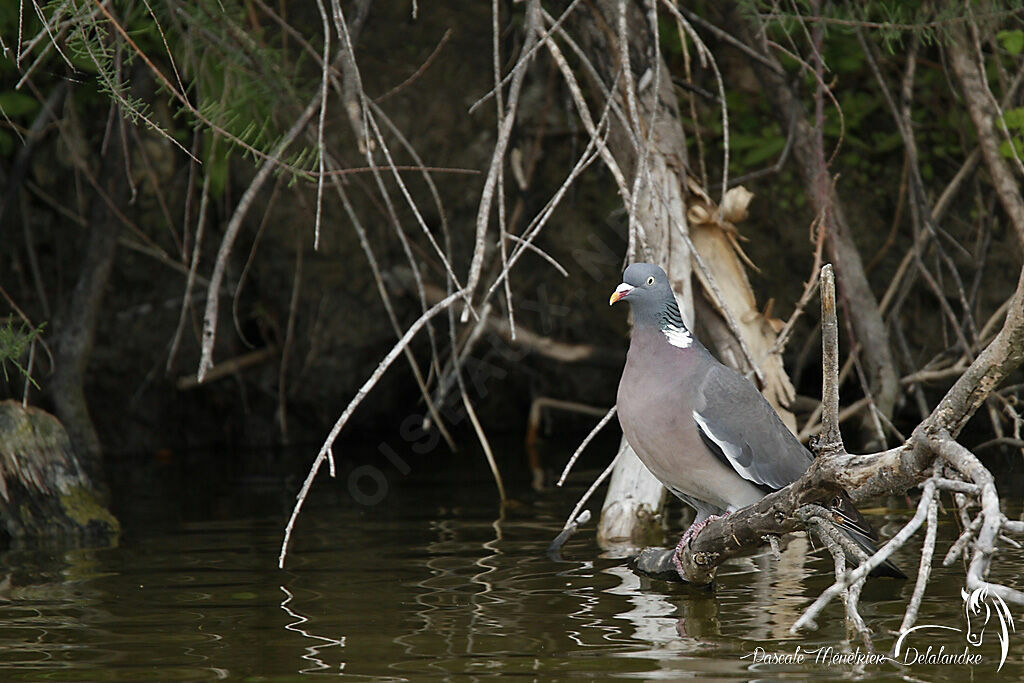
left=0, top=91, right=40, bottom=118
left=7, top=0, right=320, bottom=181
left=997, top=29, right=1024, bottom=55
left=756, top=0, right=1024, bottom=51
left=61, top=0, right=154, bottom=128
left=677, top=0, right=1024, bottom=227
left=178, top=0, right=319, bottom=180
left=999, top=107, right=1024, bottom=159
left=739, top=130, right=786, bottom=166
left=0, top=320, right=45, bottom=387
left=204, top=132, right=230, bottom=199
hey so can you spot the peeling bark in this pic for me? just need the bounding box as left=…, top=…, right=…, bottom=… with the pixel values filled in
left=574, top=0, right=697, bottom=548
left=574, top=0, right=800, bottom=547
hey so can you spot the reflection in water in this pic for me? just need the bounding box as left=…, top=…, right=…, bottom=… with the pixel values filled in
left=598, top=534, right=814, bottom=679
left=724, top=534, right=812, bottom=642
left=0, top=465, right=1020, bottom=681
left=280, top=585, right=346, bottom=673
left=604, top=564, right=685, bottom=649
left=0, top=545, right=233, bottom=680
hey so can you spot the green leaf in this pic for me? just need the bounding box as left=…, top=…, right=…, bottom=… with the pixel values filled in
left=204, top=133, right=230, bottom=199
left=742, top=137, right=785, bottom=166
left=1000, top=138, right=1024, bottom=159
left=0, top=91, right=40, bottom=118
left=1001, top=107, right=1024, bottom=130
left=998, top=30, right=1024, bottom=56
left=0, top=320, right=45, bottom=387
left=872, top=131, right=903, bottom=154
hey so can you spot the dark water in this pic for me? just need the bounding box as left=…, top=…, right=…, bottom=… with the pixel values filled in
left=1, top=444, right=1023, bottom=681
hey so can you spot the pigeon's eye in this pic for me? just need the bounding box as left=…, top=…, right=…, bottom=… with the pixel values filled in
left=646, top=276, right=655, bottom=286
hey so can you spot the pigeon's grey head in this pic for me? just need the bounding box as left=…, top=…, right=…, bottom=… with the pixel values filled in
left=609, top=263, right=686, bottom=331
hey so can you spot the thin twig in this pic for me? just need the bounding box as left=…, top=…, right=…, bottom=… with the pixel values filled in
left=311, top=0, right=330, bottom=250
left=198, top=91, right=323, bottom=382
left=899, top=486, right=939, bottom=634
left=793, top=479, right=937, bottom=632
left=560, top=445, right=624, bottom=532
left=944, top=513, right=983, bottom=566
left=279, top=290, right=464, bottom=569
left=446, top=304, right=507, bottom=502
left=167, top=166, right=211, bottom=373
left=819, top=264, right=841, bottom=450
left=374, top=28, right=453, bottom=103
left=326, top=156, right=456, bottom=452
left=464, top=0, right=541, bottom=319
left=557, top=405, right=617, bottom=487
left=276, top=230, right=303, bottom=443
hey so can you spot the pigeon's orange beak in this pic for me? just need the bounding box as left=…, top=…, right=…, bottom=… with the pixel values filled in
left=609, top=283, right=633, bottom=305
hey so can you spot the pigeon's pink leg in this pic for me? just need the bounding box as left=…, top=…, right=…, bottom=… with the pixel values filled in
left=672, top=512, right=730, bottom=577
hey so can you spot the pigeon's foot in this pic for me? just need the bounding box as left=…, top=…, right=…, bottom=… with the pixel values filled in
left=672, top=513, right=729, bottom=577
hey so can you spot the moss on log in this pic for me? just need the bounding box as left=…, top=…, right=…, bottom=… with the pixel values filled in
left=0, top=401, right=119, bottom=542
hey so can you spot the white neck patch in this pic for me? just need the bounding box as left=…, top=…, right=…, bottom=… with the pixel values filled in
left=662, top=325, right=693, bottom=349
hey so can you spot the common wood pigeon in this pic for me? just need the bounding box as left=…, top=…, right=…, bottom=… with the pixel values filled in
left=610, top=263, right=904, bottom=579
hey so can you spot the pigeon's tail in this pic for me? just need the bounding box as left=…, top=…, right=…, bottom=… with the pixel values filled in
left=827, top=493, right=907, bottom=580
left=838, top=520, right=908, bottom=579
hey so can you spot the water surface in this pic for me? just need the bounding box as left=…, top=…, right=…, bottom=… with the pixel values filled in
left=0, top=444, right=1021, bottom=681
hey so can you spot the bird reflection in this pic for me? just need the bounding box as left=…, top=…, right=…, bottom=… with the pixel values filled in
left=593, top=532, right=812, bottom=679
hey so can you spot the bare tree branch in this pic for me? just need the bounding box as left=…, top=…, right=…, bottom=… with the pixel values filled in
left=279, top=290, right=465, bottom=569
left=948, top=24, right=1024, bottom=253
left=673, top=262, right=1024, bottom=605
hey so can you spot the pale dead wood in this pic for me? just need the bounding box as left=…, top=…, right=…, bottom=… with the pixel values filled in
left=464, top=0, right=541, bottom=318
left=793, top=479, right=938, bottom=632
left=670, top=263, right=1024, bottom=639
left=556, top=405, right=617, bottom=487
left=325, top=157, right=456, bottom=452
left=178, top=346, right=278, bottom=390
left=931, top=432, right=1024, bottom=606
left=279, top=291, right=464, bottom=568
left=899, top=485, right=938, bottom=634
left=246, top=3, right=463, bottom=457
left=198, top=92, right=324, bottom=382
left=491, top=0, right=515, bottom=342
left=167, top=168, right=211, bottom=374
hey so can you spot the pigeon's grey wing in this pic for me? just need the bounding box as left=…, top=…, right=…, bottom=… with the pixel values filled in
left=691, top=363, right=812, bottom=491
